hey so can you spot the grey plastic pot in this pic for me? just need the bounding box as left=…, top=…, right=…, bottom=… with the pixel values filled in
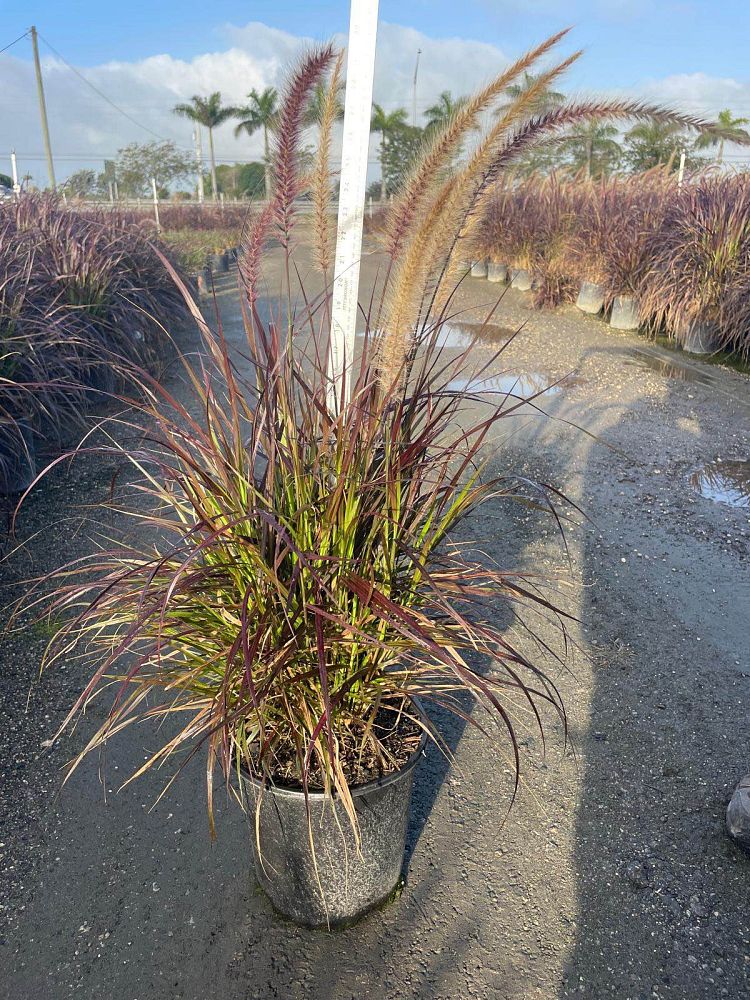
left=487, top=262, right=508, bottom=283
left=576, top=281, right=605, bottom=315
left=510, top=268, right=532, bottom=291
left=470, top=259, right=488, bottom=278
left=241, top=728, right=426, bottom=928
left=681, top=321, right=719, bottom=355
left=609, top=295, right=640, bottom=331
left=0, top=419, right=36, bottom=495
left=196, top=267, right=211, bottom=297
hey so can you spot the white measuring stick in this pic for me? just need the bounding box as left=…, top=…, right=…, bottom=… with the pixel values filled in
left=327, top=0, right=380, bottom=413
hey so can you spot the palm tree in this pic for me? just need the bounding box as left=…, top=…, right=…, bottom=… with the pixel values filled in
left=499, top=72, right=565, bottom=116
left=695, top=108, right=750, bottom=165
left=623, top=120, right=691, bottom=172
left=304, top=80, right=345, bottom=128
left=234, top=87, right=279, bottom=199
left=173, top=93, right=236, bottom=202
left=424, top=91, right=467, bottom=133
left=564, top=121, right=621, bottom=178
left=371, top=104, right=408, bottom=199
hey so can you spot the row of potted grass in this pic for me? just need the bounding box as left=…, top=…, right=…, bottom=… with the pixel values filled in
left=0, top=194, right=191, bottom=493
left=471, top=170, right=750, bottom=357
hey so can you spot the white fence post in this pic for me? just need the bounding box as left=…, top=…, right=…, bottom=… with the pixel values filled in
left=10, top=150, right=20, bottom=196
left=151, top=177, right=160, bottom=232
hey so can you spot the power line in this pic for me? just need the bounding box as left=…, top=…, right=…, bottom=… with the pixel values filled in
left=35, top=29, right=190, bottom=149
left=0, top=29, right=29, bottom=55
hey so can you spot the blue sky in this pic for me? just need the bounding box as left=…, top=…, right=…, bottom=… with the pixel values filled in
left=4, top=0, right=750, bottom=89
left=3, top=2, right=750, bottom=184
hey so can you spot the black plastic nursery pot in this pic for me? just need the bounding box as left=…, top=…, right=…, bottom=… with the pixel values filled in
left=210, top=251, right=229, bottom=274
left=241, top=727, right=427, bottom=928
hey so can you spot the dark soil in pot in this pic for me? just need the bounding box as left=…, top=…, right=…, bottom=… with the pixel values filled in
left=241, top=700, right=426, bottom=928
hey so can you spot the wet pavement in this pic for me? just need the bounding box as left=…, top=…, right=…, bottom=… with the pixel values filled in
left=690, top=459, right=750, bottom=508
left=1, top=248, right=749, bottom=1000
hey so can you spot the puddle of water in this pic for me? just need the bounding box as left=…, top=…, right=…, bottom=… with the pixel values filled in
left=689, top=460, right=750, bottom=508
left=432, top=321, right=516, bottom=349
left=625, top=349, right=713, bottom=386
left=355, top=321, right=516, bottom=349
left=446, top=372, right=583, bottom=397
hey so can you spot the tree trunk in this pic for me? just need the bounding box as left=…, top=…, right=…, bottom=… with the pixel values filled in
left=263, top=125, right=271, bottom=201
left=718, top=138, right=724, bottom=166
left=208, top=127, right=219, bottom=203
left=585, top=136, right=593, bottom=180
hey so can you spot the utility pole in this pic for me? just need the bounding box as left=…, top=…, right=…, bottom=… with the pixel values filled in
left=30, top=26, right=56, bottom=190
left=412, top=48, right=421, bottom=127
left=193, top=126, right=205, bottom=203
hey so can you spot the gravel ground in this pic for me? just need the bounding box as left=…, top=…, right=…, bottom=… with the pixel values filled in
left=1, top=247, right=748, bottom=1000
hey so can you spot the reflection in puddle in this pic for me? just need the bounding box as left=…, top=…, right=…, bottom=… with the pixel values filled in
left=431, top=321, right=516, bottom=349
left=356, top=322, right=516, bottom=349
left=690, top=460, right=750, bottom=508
left=446, top=372, right=583, bottom=396
left=625, top=349, right=713, bottom=385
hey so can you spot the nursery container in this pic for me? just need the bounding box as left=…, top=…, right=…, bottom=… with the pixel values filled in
left=197, top=268, right=211, bottom=297
left=609, top=296, right=640, bottom=331
left=242, top=729, right=426, bottom=928
left=487, top=262, right=508, bottom=283
left=510, top=268, right=532, bottom=292
left=0, top=419, right=36, bottom=495
left=681, top=321, right=719, bottom=355
left=211, top=252, right=229, bottom=274
left=470, top=260, right=488, bottom=279
left=576, top=281, right=605, bottom=315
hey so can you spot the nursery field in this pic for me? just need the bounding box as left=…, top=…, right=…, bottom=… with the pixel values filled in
left=452, top=171, right=750, bottom=360
left=0, top=196, right=192, bottom=493
left=1, top=240, right=748, bottom=999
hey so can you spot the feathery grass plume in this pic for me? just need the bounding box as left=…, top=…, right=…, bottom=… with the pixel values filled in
left=239, top=45, right=336, bottom=303
left=383, top=27, right=573, bottom=262
left=311, top=50, right=345, bottom=279
left=272, top=43, right=336, bottom=249
left=376, top=51, right=583, bottom=383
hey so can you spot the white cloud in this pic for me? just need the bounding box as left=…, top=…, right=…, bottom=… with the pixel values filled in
left=2, top=19, right=749, bottom=187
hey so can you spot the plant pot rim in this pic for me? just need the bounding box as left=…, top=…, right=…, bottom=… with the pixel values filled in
left=241, top=699, right=427, bottom=801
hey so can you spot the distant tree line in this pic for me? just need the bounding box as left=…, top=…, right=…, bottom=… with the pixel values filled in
left=57, top=76, right=750, bottom=200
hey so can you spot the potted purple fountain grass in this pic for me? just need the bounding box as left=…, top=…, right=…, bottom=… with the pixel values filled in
left=20, top=32, right=719, bottom=928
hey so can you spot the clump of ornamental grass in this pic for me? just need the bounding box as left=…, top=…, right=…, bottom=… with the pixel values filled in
left=639, top=173, right=750, bottom=356
left=525, top=172, right=581, bottom=308
left=579, top=168, right=675, bottom=308
left=20, top=32, right=718, bottom=833
left=162, top=228, right=244, bottom=272
left=0, top=195, right=190, bottom=450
